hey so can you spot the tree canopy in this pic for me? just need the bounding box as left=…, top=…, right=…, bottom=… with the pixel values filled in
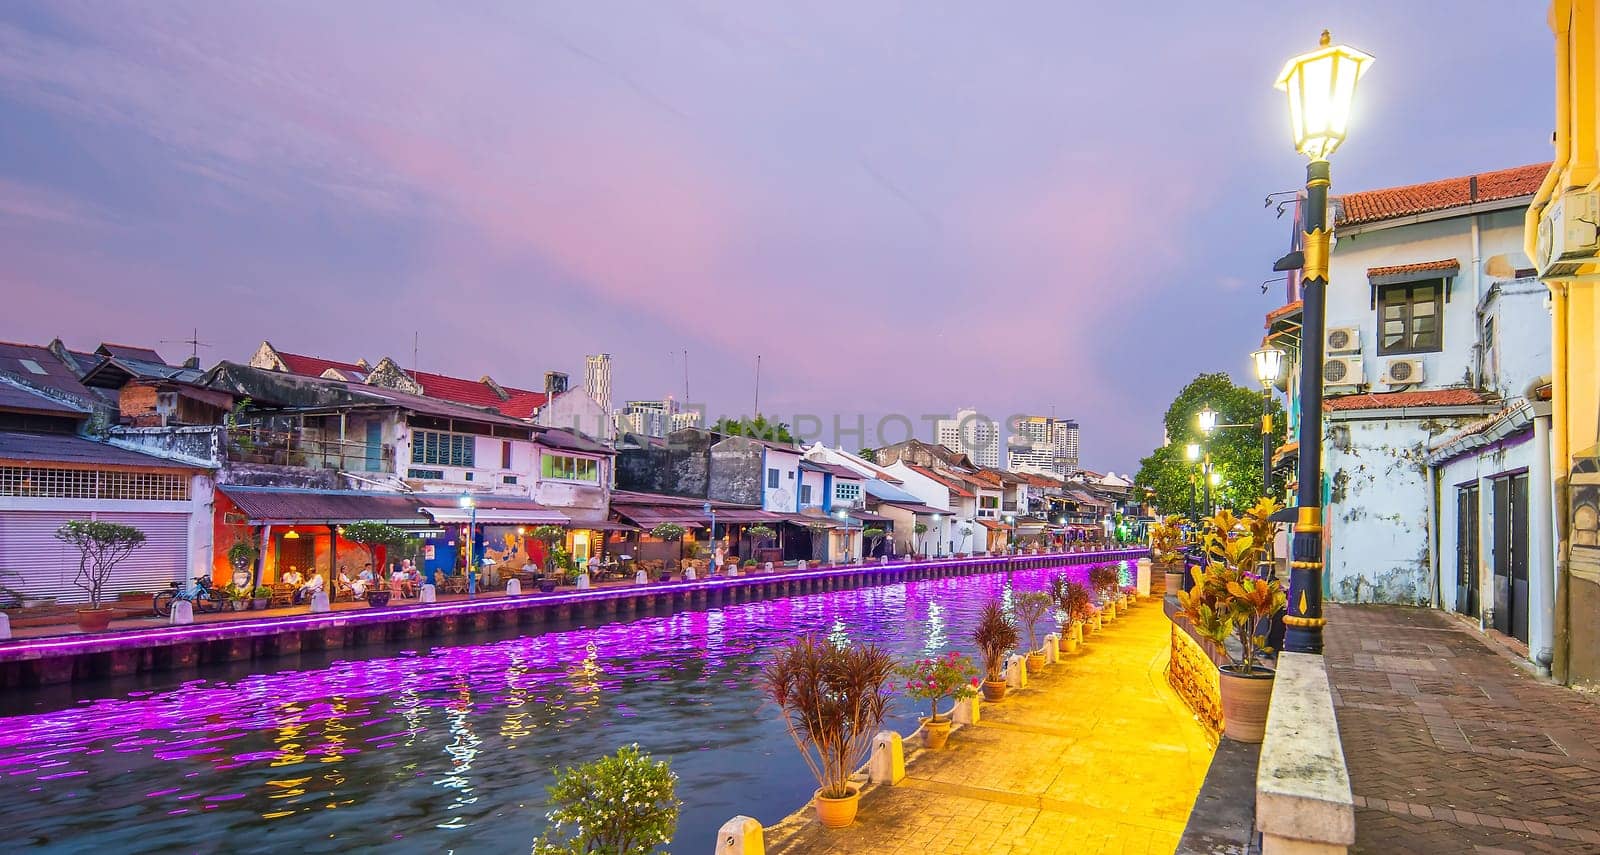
left=709, top=414, right=794, bottom=443
left=1133, top=372, right=1285, bottom=517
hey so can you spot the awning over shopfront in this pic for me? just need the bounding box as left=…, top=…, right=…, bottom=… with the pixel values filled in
left=848, top=509, right=893, bottom=523
left=782, top=513, right=839, bottom=528
left=417, top=495, right=569, bottom=525
left=608, top=489, right=766, bottom=530
left=977, top=519, right=1013, bottom=532
left=611, top=506, right=706, bottom=528
left=881, top=500, right=948, bottom=516
left=220, top=486, right=430, bottom=526
left=712, top=509, right=790, bottom=524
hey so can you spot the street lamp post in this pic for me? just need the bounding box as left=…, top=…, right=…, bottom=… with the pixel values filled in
left=1275, top=30, right=1373, bottom=655
left=1252, top=346, right=1285, bottom=496
left=459, top=493, right=478, bottom=595
left=1198, top=404, right=1218, bottom=516
left=1185, top=442, right=1201, bottom=524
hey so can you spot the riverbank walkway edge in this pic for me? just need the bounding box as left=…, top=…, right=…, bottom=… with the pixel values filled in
left=766, top=589, right=1214, bottom=855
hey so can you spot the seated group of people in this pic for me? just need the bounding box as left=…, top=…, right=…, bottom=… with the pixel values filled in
left=280, top=559, right=423, bottom=603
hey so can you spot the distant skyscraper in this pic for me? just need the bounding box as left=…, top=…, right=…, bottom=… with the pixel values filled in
left=935, top=408, right=1001, bottom=468
left=1006, top=415, right=1079, bottom=476
left=614, top=396, right=699, bottom=438
left=585, top=353, right=612, bottom=413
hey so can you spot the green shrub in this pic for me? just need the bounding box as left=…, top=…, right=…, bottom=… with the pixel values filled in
left=532, top=744, right=679, bottom=855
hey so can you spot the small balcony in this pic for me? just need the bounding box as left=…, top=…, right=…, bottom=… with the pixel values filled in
left=226, top=427, right=393, bottom=472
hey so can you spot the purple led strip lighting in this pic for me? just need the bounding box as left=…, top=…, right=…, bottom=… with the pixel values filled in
left=0, top=549, right=1143, bottom=661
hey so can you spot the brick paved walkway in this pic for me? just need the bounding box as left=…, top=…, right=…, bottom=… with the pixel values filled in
left=1326, top=604, right=1600, bottom=854
left=767, top=598, right=1215, bottom=855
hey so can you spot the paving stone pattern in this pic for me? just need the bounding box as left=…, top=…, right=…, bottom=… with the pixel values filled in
left=767, top=599, right=1215, bottom=855
left=1326, top=604, right=1600, bottom=854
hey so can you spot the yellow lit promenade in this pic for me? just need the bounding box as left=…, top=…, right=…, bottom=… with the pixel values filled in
left=767, top=599, right=1216, bottom=855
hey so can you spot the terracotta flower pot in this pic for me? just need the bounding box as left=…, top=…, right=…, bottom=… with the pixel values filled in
left=814, top=786, right=861, bottom=828
left=1219, top=666, right=1276, bottom=743
left=922, top=716, right=952, bottom=749
left=1061, top=632, right=1080, bottom=654
left=1026, top=651, right=1046, bottom=674
left=981, top=679, right=1008, bottom=702
left=75, top=608, right=114, bottom=633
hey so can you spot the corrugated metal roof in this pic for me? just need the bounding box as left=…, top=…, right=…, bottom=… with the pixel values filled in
left=0, top=430, right=202, bottom=471
left=863, top=478, right=925, bottom=504
left=800, top=460, right=861, bottom=479
left=0, top=341, right=96, bottom=401
left=0, top=378, right=88, bottom=417
left=220, top=486, right=429, bottom=525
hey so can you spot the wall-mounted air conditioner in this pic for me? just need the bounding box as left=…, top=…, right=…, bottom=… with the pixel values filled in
left=1536, top=188, right=1600, bottom=278
left=1322, top=355, right=1364, bottom=387
left=1380, top=358, right=1425, bottom=387
left=1325, top=326, right=1361, bottom=355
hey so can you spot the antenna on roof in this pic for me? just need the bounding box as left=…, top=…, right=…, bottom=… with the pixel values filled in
left=754, top=354, right=761, bottom=416
left=413, top=331, right=420, bottom=379
left=683, top=349, right=690, bottom=402
left=160, top=328, right=212, bottom=362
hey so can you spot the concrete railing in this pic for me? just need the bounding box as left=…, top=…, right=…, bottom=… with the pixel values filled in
left=1255, top=651, right=1355, bottom=854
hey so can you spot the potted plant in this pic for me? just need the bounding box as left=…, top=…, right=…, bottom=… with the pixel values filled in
left=747, top=523, right=776, bottom=563
left=226, top=583, right=250, bottom=611
left=1176, top=509, right=1287, bottom=743
left=1148, top=514, right=1189, bottom=593
left=226, top=537, right=259, bottom=578
left=342, top=520, right=408, bottom=606
left=1089, top=564, right=1120, bottom=621
left=649, top=523, right=686, bottom=573
left=970, top=599, right=1019, bottom=702
left=532, top=744, right=680, bottom=855
left=1014, top=591, right=1055, bottom=675
left=861, top=526, right=886, bottom=559
left=742, top=558, right=757, bottom=572
left=912, top=522, right=928, bottom=556
left=1052, top=576, right=1092, bottom=654
left=758, top=635, right=896, bottom=829
left=896, top=651, right=979, bottom=750
left=958, top=525, right=975, bottom=557
left=54, top=520, right=146, bottom=632
left=530, top=524, right=566, bottom=578
left=251, top=586, right=272, bottom=610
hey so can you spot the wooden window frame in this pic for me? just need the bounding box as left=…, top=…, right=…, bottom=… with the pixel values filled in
left=1376, top=279, right=1445, bottom=356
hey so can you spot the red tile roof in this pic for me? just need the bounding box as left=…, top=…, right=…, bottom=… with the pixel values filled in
left=1264, top=300, right=1303, bottom=327
left=906, top=464, right=975, bottom=498
left=1324, top=389, right=1488, bottom=412
left=277, top=350, right=366, bottom=377
left=275, top=350, right=548, bottom=418
left=1337, top=163, right=1549, bottom=227
left=1367, top=259, right=1460, bottom=279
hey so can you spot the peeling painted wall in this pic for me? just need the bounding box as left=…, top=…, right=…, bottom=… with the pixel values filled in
left=1325, top=415, right=1472, bottom=605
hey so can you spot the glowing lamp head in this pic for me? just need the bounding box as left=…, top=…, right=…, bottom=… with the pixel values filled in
left=458, top=494, right=475, bottom=509
left=1210, top=471, right=1223, bottom=487
left=1252, top=346, right=1285, bottom=386
left=1197, top=405, right=1219, bottom=436
left=1275, top=30, right=1374, bottom=161
left=1185, top=442, right=1200, bottom=462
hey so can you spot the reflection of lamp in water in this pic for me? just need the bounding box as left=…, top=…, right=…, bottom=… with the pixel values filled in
left=827, top=617, right=850, bottom=649
left=923, top=602, right=947, bottom=655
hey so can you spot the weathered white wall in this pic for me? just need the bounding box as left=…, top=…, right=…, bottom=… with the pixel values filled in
left=1328, top=208, right=1528, bottom=391
left=1326, top=416, right=1450, bottom=604
left=761, top=448, right=800, bottom=513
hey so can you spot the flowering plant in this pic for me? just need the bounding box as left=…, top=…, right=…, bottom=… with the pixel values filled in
left=895, top=651, right=979, bottom=723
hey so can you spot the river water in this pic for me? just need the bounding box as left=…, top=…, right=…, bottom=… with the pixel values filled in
left=0, top=560, right=1128, bottom=853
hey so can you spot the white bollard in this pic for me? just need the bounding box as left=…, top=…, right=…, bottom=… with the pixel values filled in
left=1136, top=557, right=1152, bottom=598
left=764, top=562, right=774, bottom=571
left=636, top=570, right=649, bottom=585
left=1043, top=632, right=1060, bottom=664
left=953, top=694, right=981, bottom=725
left=420, top=583, right=437, bottom=603
left=576, top=573, right=591, bottom=590
left=879, top=556, right=888, bottom=565
left=714, top=815, right=764, bottom=855
left=796, top=560, right=807, bottom=571
left=869, top=731, right=905, bottom=784
left=1005, top=653, right=1027, bottom=688
left=170, top=600, right=194, bottom=625
left=726, top=566, right=739, bottom=577
left=506, top=578, right=522, bottom=596
left=0, top=611, right=9, bottom=640
left=309, top=591, right=331, bottom=613
left=685, top=567, right=697, bottom=581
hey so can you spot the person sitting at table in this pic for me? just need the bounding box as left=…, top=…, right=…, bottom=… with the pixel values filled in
left=296, top=571, right=325, bottom=604
left=389, top=564, right=415, bottom=598
left=358, top=563, right=376, bottom=591
left=342, top=569, right=368, bottom=598
left=281, top=566, right=303, bottom=588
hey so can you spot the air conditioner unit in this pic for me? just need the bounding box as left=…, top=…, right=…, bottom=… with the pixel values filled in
left=1325, top=326, right=1361, bottom=355
left=1380, top=358, right=1425, bottom=387
left=1536, top=188, right=1600, bottom=278
left=1322, top=355, right=1364, bottom=387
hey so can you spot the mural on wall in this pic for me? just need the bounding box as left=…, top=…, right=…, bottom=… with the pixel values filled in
left=482, top=526, right=538, bottom=573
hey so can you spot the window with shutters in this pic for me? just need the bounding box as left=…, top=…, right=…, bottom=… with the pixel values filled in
left=0, top=466, right=189, bottom=500
left=1377, top=280, right=1444, bottom=355
left=411, top=430, right=475, bottom=467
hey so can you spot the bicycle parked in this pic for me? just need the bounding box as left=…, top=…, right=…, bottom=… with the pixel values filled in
left=153, top=575, right=225, bottom=617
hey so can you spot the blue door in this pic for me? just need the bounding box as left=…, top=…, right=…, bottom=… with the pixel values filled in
left=365, top=422, right=383, bottom=471
left=425, top=536, right=457, bottom=583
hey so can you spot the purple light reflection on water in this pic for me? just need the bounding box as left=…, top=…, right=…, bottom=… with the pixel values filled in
left=0, top=561, right=1127, bottom=852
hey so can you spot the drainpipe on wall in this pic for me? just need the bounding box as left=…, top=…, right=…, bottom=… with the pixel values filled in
left=1529, top=375, right=1557, bottom=673
left=1426, top=460, right=1442, bottom=610
left=1470, top=201, right=1484, bottom=389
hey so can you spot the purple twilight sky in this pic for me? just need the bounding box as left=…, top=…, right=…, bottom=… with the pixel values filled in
left=0, top=2, right=1554, bottom=473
